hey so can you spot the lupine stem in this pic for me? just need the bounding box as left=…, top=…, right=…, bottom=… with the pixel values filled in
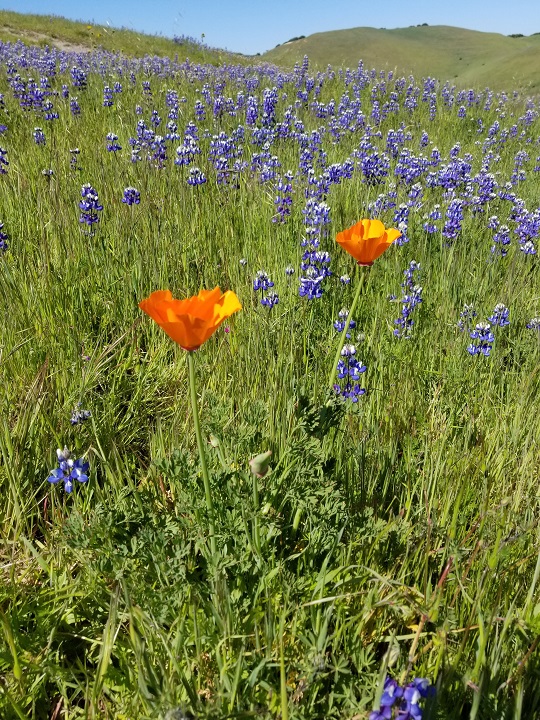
left=328, top=267, right=367, bottom=392
left=187, top=351, right=216, bottom=556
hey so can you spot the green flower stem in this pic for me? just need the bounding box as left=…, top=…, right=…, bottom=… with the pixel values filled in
left=252, top=472, right=261, bottom=556
left=328, top=267, right=367, bottom=392
left=187, top=351, right=216, bottom=556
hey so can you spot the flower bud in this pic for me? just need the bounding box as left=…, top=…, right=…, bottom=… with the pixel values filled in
left=249, top=450, right=272, bottom=478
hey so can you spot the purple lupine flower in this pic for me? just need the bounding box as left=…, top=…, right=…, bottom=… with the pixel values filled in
left=261, top=291, right=279, bottom=308
left=393, top=261, right=423, bottom=338
left=457, top=304, right=477, bottom=332
left=122, top=187, right=140, bottom=205
left=526, top=317, right=540, bottom=332
left=273, top=172, right=293, bottom=223
left=467, top=322, right=495, bottom=356
left=106, top=133, right=122, bottom=152
left=70, top=404, right=91, bottom=425
left=47, top=447, right=89, bottom=493
left=334, top=308, right=356, bottom=338
left=70, top=97, right=81, bottom=116
left=43, top=100, right=59, bottom=120
left=442, top=198, right=464, bottom=243
left=103, top=86, right=114, bottom=107
left=394, top=204, right=410, bottom=246
left=370, top=676, right=432, bottom=720
left=253, top=270, right=278, bottom=307
left=70, top=147, right=80, bottom=172
left=151, top=135, right=167, bottom=168
left=253, top=270, right=274, bottom=293
left=488, top=303, right=510, bottom=327
left=0, top=146, right=9, bottom=174
left=187, top=167, right=207, bottom=186
left=71, top=67, right=87, bottom=89
left=0, top=221, right=8, bottom=253
left=334, top=344, right=367, bottom=402
left=491, top=224, right=511, bottom=257
left=79, top=184, right=103, bottom=229
left=380, top=677, right=403, bottom=708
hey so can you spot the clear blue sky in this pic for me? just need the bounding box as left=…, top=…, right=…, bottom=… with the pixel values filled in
left=1, top=0, right=539, bottom=55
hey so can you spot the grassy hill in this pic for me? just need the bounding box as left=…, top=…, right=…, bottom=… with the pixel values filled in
left=263, top=25, right=540, bottom=91
left=2, top=11, right=540, bottom=91
left=0, top=9, right=246, bottom=65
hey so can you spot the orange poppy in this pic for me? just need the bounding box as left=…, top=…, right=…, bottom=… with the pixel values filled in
left=336, top=219, right=401, bottom=266
left=139, top=287, right=242, bottom=351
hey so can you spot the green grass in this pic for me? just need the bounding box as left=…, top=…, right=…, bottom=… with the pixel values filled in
left=0, top=39, right=540, bottom=719
left=264, top=25, right=540, bottom=91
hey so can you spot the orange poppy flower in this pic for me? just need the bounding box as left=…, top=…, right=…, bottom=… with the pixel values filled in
left=336, top=219, right=401, bottom=266
left=139, top=287, right=242, bottom=351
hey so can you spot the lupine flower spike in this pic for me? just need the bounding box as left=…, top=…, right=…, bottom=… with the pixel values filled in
left=47, top=447, right=89, bottom=493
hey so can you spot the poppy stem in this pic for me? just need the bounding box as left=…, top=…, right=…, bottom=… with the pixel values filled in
left=187, top=351, right=216, bottom=556
left=328, top=268, right=367, bottom=393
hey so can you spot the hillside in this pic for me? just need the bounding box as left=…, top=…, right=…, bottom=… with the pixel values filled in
left=2, top=11, right=540, bottom=91
left=263, top=25, right=540, bottom=91
left=0, top=9, right=246, bottom=65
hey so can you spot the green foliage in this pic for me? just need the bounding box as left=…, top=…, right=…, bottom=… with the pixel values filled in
left=0, top=33, right=540, bottom=720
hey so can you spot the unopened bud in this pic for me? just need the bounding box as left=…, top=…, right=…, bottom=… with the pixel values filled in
left=249, top=450, right=272, bottom=478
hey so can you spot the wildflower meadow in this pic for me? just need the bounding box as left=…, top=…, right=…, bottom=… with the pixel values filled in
left=1, top=37, right=540, bottom=719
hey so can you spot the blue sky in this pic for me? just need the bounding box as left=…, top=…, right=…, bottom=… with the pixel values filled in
left=2, top=0, right=539, bottom=55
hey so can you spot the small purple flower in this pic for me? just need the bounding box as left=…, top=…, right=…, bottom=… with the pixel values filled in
left=70, top=147, right=80, bottom=172
left=370, top=676, right=432, bottom=720
left=70, top=97, right=81, bottom=117
left=122, top=186, right=140, bottom=206
left=253, top=270, right=274, bottom=293
left=79, top=184, right=103, bottom=229
left=457, top=304, right=477, bottom=332
left=0, top=146, right=9, bottom=174
left=0, top=221, right=8, bottom=253
left=467, top=322, right=494, bottom=356
left=47, top=447, right=89, bottom=493
left=33, top=127, right=46, bottom=146
left=106, top=133, right=122, bottom=152
left=394, top=261, right=422, bottom=338
left=103, top=85, right=114, bottom=107
left=334, top=344, right=367, bottom=402
left=334, top=308, right=356, bottom=338
left=261, top=291, right=279, bottom=309
left=187, top=167, right=207, bottom=186
left=70, top=404, right=91, bottom=425
left=488, top=303, right=510, bottom=327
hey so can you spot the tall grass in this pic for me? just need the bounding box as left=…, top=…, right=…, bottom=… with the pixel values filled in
left=0, top=39, right=539, bottom=719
